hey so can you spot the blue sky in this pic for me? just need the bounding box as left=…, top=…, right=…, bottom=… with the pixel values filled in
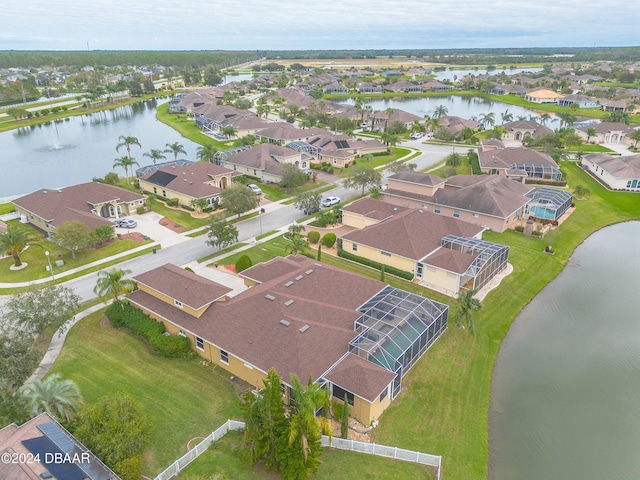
left=2, top=0, right=639, bottom=51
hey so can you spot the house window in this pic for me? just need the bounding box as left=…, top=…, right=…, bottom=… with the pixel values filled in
left=178, top=330, right=186, bottom=337
left=381, top=251, right=391, bottom=257
left=220, top=350, right=229, bottom=364
left=332, top=385, right=354, bottom=406
left=380, top=387, right=388, bottom=402
left=109, top=206, right=115, bottom=216
left=196, top=337, right=204, bottom=350
left=434, top=205, right=440, bottom=214
left=153, top=187, right=157, bottom=194
left=174, top=299, right=183, bottom=308
left=453, top=209, right=460, bottom=218
left=139, top=200, right=144, bottom=205
left=333, top=158, right=337, bottom=164
left=352, top=244, right=358, bottom=251
left=162, top=190, right=167, bottom=197
left=253, top=169, right=257, bottom=176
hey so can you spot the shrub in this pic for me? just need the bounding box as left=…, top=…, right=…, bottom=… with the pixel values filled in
left=307, top=231, right=321, bottom=244
left=337, top=249, right=414, bottom=280
left=322, top=232, right=337, bottom=248
left=332, top=401, right=344, bottom=420
left=235, top=254, right=252, bottom=272
left=105, top=301, right=192, bottom=358
left=182, top=204, right=195, bottom=212
left=166, top=198, right=179, bottom=207
left=532, top=230, right=542, bottom=237
left=515, top=225, right=524, bottom=233
left=136, top=206, right=145, bottom=215
left=203, top=206, right=214, bottom=213
left=184, top=267, right=194, bottom=273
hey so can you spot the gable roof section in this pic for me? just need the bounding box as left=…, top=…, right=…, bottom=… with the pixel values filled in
left=342, top=197, right=408, bottom=221
left=140, top=162, right=236, bottom=199
left=388, top=171, right=446, bottom=187
left=479, top=147, right=558, bottom=171
left=134, top=263, right=232, bottom=310
left=341, top=207, right=483, bottom=261
left=224, top=144, right=299, bottom=175
left=324, top=354, right=396, bottom=402
left=584, top=152, right=640, bottom=178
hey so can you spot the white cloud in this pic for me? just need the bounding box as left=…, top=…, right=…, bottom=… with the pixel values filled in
left=1, top=0, right=639, bottom=50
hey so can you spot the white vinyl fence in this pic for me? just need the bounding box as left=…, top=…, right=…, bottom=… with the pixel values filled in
left=154, top=420, right=442, bottom=480
left=153, top=420, right=245, bottom=480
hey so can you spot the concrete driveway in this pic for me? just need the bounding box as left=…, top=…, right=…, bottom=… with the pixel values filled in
left=116, top=211, right=190, bottom=248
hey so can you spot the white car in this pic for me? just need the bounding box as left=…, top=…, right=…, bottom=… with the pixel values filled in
left=247, top=184, right=262, bottom=195
left=113, top=218, right=137, bottom=228
left=410, top=132, right=424, bottom=140
left=321, top=196, right=340, bottom=207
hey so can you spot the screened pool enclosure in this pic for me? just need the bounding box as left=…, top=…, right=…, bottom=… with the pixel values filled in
left=526, top=187, right=573, bottom=221
left=349, top=286, right=449, bottom=399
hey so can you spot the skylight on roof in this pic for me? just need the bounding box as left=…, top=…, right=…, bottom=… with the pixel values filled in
left=284, top=300, right=295, bottom=307
left=285, top=281, right=294, bottom=287
left=300, top=325, right=309, bottom=333
left=265, top=294, right=276, bottom=301
left=280, top=319, right=290, bottom=327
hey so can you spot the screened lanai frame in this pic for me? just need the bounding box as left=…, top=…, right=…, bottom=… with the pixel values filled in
left=440, top=235, right=510, bottom=293
left=348, top=286, right=448, bottom=399
left=525, top=187, right=573, bottom=221
left=288, top=141, right=320, bottom=159
left=510, top=163, right=562, bottom=181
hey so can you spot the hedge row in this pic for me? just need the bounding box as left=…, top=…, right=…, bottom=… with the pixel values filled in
left=105, top=301, right=192, bottom=358
left=337, top=249, right=414, bottom=281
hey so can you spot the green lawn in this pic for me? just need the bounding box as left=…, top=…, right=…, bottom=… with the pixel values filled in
left=0, top=202, right=16, bottom=215
left=177, top=430, right=436, bottom=480
left=0, top=221, right=151, bottom=283
left=48, top=310, right=242, bottom=477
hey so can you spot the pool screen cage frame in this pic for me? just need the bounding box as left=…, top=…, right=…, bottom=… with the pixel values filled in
left=511, top=162, right=563, bottom=181
left=526, top=187, right=573, bottom=221
left=348, top=286, right=449, bottom=399
left=440, top=235, right=510, bottom=293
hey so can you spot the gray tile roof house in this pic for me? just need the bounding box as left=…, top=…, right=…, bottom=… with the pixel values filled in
left=478, top=147, right=561, bottom=181
left=581, top=152, right=640, bottom=190
left=222, top=143, right=302, bottom=182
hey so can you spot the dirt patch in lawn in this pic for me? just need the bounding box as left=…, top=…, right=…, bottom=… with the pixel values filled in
left=159, top=217, right=186, bottom=233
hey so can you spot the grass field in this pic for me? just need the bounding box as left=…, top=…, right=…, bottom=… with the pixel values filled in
left=177, top=430, right=436, bottom=480
left=48, top=310, right=243, bottom=477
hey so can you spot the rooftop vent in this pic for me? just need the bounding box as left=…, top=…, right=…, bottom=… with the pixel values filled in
left=305, top=269, right=314, bottom=275
left=280, top=319, right=290, bottom=327
left=265, top=294, right=275, bottom=301
left=299, top=325, right=309, bottom=333
left=295, top=275, right=304, bottom=281
left=284, top=299, right=294, bottom=307
left=284, top=281, right=294, bottom=287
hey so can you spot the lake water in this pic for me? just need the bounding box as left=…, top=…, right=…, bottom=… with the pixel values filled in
left=0, top=98, right=200, bottom=199
left=340, top=95, right=546, bottom=123
left=490, top=221, right=640, bottom=480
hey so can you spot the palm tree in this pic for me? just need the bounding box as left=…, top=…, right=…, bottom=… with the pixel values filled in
left=433, top=105, right=448, bottom=118
left=455, top=289, right=482, bottom=334
left=539, top=113, right=551, bottom=126
left=446, top=152, right=462, bottom=168
left=197, top=144, right=218, bottom=163
left=143, top=148, right=166, bottom=165
left=287, top=223, right=306, bottom=237
left=22, top=374, right=82, bottom=422
left=285, top=234, right=309, bottom=256
left=629, top=129, right=640, bottom=149
left=113, top=155, right=139, bottom=183
left=164, top=142, right=186, bottom=161
left=115, top=135, right=141, bottom=157
left=221, top=126, right=236, bottom=139
left=479, top=112, right=496, bottom=129
left=500, top=110, right=513, bottom=125
left=93, top=267, right=136, bottom=302
left=0, top=225, right=35, bottom=267
left=585, top=127, right=597, bottom=143
left=557, top=112, right=577, bottom=129
left=384, top=107, right=395, bottom=132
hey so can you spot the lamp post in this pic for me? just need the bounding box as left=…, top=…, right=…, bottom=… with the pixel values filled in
left=45, top=251, right=55, bottom=281
left=258, top=207, right=265, bottom=236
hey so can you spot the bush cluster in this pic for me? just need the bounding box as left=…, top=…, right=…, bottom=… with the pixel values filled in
left=307, top=231, right=321, bottom=244
left=235, top=254, right=253, bottom=272
left=337, top=249, right=414, bottom=280
left=105, top=301, right=192, bottom=358
left=166, top=198, right=179, bottom=207
left=321, top=232, right=337, bottom=248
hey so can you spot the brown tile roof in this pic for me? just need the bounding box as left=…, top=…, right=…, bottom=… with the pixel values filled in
left=255, top=122, right=326, bottom=141
left=129, top=256, right=387, bottom=393
left=342, top=197, right=407, bottom=221
left=423, top=247, right=476, bottom=274
left=13, top=182, right=145, bottom=228
left=341, top=206, right=483, bottom=261
left=387, top=171, right=445, bottom=187
left=134, top=263, right=232, bottom=310
left=478, top=147, right=557, bottom=171
left=579, top=122, right=635, bottom=134
left=224, top=144, right=299, bottom=175
left=140, top=162, right=236, bottom=200
left=325, top=354, right=396, bottom=402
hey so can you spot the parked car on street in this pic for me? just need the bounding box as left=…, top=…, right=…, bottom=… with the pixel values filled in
left=247, top=183, right=263, bottom=195
left=410, top=132, right=424, bottom=140
left=113, top=218, right=137, bottom=228
left=321, top=196, right=340, bottom=207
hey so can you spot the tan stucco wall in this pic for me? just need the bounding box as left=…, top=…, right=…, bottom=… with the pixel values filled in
left=421, top=265, right=460, bottom=294
left=332, top=385, right=391, bottom=425
left=386, top=178, right=440, bottom=197
left=341, top=240, right=416, bottom=274
left=223, top=162, right=282, bottom=184
left=139, top=180, right=219, bottom=206
left=136, top=283, right=208, bottom=318
left=341, top=211, right=382, bottom=229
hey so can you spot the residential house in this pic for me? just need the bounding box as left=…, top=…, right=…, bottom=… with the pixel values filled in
left=422, top=81, right=453, bottom=91
left=306, top=133, right=387, bottom=168
left=322, top=82, right=349, bottom=94
left=524, top=88, right=562, bottom=104
left=385, top=79, right=424, bottom=93
left=370, top=109, right=422, bottom=131
left=576, top=122, right=636, bottom=145
left=128, top=257, right=449, bottom=425
left=557, top=94, right=599, bottom=109
left=222, top=143, right=303, bottom=182
left=13, top=182, right=146, bottom=235
left=0, top=412, right=120, bottom=480
left=138, top=161, right=237, bottom=208
left=438, top=115, right=480, bottom=136
left=382, top=172, right=533, bottom=233
left=357, top=82, right=384, bottom=94
left=478, top=146, right=562, bottom=181
left=340, top=198, right=509, bottom=297
left=582, top=152, right=640, bottom=190
left=255, top=122, right=327, bottom=145
left=500, top=120, right=554, bottom=142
